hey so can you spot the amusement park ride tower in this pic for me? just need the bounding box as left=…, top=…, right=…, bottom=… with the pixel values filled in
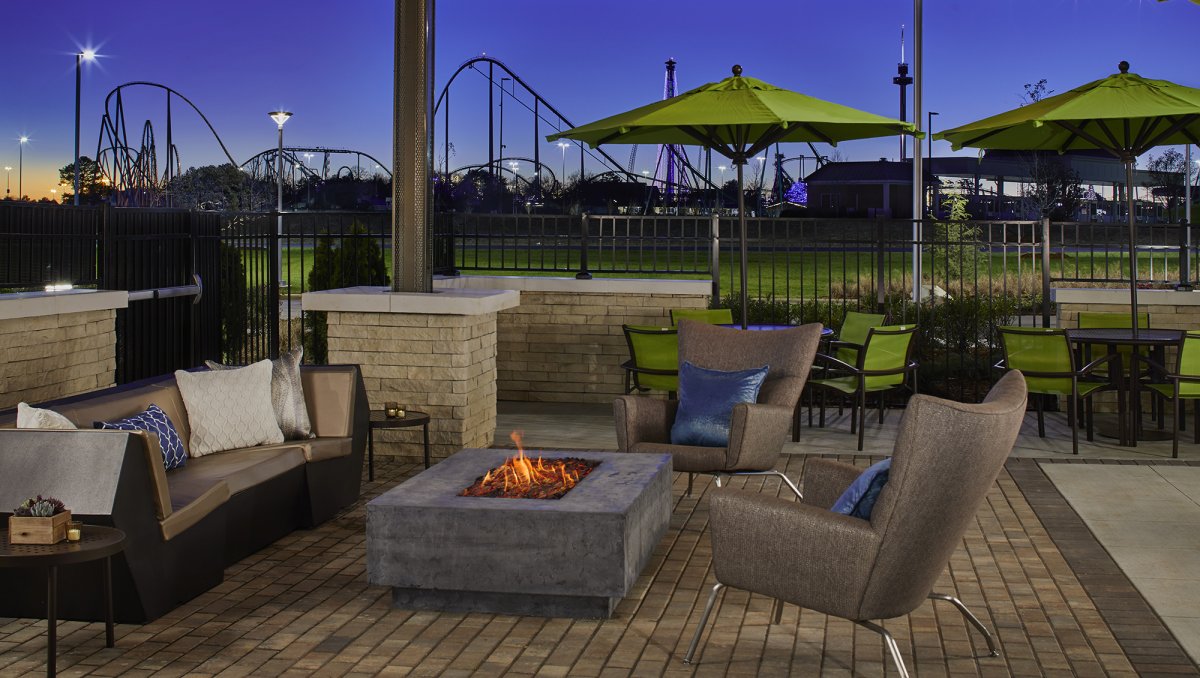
left=892, top=26, right=913, bottom=161
left=651, top=59, right=690, bottom=199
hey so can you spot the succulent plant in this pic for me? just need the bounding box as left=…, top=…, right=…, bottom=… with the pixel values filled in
left=13, top=495, right=67, bottom=517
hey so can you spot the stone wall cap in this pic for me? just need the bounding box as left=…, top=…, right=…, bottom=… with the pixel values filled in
left=1052, top=287, right=1200, bottom=305
left=0, top=289, right=128, bottom=321
left=433, top=274, right=710, bottom=295
left=302, top=286, right=519, bottom=315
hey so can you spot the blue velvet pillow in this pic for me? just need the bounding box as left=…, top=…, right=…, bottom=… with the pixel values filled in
left=831, top=458, right=891, bottom=520
left=669, top=361, right=769, bottom=447
left=96, top=404, right=187, bottom=470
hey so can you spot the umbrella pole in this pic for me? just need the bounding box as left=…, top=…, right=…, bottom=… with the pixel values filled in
left=737, top=161, right=749, bottom=329
left=1126, top=159, right=1139, bottom=337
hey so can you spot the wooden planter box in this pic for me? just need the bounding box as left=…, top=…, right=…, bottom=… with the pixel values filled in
left=8, top=511, right=71, bottom=545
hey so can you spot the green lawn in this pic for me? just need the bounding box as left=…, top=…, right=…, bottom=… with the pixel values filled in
left=238, top=246, right=1182, bottom=300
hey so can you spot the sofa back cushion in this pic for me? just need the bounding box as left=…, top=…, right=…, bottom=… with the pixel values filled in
left=301, top=367, right=356, bottom=438
left=35, top=378, right=194, bottom=458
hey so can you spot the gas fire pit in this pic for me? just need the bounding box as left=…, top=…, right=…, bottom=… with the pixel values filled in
left=366, top=448, right=672, bottom=618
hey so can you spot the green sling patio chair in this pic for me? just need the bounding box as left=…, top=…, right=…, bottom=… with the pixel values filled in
left=1146, top=332, right=1200, bottom=459
left=809, top=324, right=919, bottom=451
left=621, top=324, right=679, bottom=398
left=669, top=308, right=734, bottom=326
left=996, top=326, right=1116, bottom=456
left=830, top=310, right=888, bottom=366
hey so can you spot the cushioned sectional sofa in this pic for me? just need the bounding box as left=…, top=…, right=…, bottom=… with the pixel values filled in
left=0, top=364, right=369, bottom=623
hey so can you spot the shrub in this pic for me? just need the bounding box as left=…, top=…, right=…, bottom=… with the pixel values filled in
left=304, top=224, right=390, bottom=363
left=218, top=242, right=249, bottom=362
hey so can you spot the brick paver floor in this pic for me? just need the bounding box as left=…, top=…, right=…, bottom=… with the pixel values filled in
left=0, top=455, right=1184, bottom=677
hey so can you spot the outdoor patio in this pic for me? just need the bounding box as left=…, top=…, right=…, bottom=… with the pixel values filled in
left=1, top=405, right=1197, bottom=677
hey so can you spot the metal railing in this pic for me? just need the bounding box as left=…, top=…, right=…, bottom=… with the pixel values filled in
left=4, top=204, right=1194, bottom=401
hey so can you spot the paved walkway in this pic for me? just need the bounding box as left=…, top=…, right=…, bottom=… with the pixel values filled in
left=0, top=401, right=1196, bottom=676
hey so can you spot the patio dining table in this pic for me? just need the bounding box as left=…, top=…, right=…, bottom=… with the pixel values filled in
left=1064, top=327, right=1184, bottom=447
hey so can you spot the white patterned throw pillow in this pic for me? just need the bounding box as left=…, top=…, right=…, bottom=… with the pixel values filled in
left=16, top=403, right=77, bottom=429
left=205, top=346, right=313, bottom=440
left=175, top=360, right=284, bottom=456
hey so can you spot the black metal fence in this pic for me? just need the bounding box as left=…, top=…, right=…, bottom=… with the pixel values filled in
left=4, top=203, right=1193, bottom=401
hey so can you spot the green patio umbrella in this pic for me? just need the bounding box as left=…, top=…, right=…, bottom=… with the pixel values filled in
left=936, top=61, right=1200, bottom=334
left=548, top=65, right=919, bottom=328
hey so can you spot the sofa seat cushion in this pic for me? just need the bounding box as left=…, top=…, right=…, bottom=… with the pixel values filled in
left=160, top=480, right=230, bottom=541
left=253, top=437, right=353, bottom=463
left=167, top=446, right=305, bottom=498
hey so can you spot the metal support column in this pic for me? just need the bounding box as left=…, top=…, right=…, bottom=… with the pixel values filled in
left=393, top=0, right=435, bottom=292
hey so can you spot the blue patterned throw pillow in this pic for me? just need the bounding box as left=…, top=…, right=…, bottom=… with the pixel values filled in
left=669, top=361, right=770, bottom=447
left=96, top=404, right=187, bottom=470
left=831, top=458, right=891, bottom=520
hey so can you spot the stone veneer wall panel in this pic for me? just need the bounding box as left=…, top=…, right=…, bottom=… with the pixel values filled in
left=0, top=309, right=117, bottom=409
left=496, top=291, right=709, bottom=404
left=327, top=311, right=498, bottom=461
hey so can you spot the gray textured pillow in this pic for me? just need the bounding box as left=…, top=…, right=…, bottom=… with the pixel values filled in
left=175, top=360, right=284, bottom=456
left=206, top=346, right=313, bottom=440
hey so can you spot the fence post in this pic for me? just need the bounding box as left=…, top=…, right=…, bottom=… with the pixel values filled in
left=575, top=213, right=592, bottom=280
left=1178, top=218, right=1192, bottom=291
left=710, top=214, right=721, bottom=304
left=268, top=211, right=281, bottom=359
left=876, top=219, right=886, bottom=314
left=1041, top=217, right=1052, bottom=328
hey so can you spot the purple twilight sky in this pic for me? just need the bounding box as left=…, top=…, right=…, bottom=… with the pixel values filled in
left=0, top=0, right=1196, bottom=200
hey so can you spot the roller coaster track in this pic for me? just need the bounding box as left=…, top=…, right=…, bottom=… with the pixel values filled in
left=434, top=55, right=722, bottom=201
left=96, top=81, right=240, bottom=207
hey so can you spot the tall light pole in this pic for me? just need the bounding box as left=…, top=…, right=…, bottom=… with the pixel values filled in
left=3, top=167, right=10, bottom=198
left=74, top=49, right=96, bottom=205
left=269, top=111, right=292, bottom=287
left=18, top=136, right=28, bottom=200
left=927, top=111, right=939, bottom=216
left=557, top=141, right=569, bottom=187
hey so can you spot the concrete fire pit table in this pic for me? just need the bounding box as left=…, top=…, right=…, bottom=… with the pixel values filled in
left=367, top=448, right=672, bottom=618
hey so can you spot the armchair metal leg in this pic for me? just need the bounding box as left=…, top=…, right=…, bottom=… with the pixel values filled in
left=713, top=470, right=803, bottom=500
left=686, top=473, right=694, bottom=497
left=929, top=592, right=1000, bottom=657
left=772, top=598, right=783, bottom=624
left=683, top=583, right=725, bottom=665
left=856, top=620, right=910, bottom=678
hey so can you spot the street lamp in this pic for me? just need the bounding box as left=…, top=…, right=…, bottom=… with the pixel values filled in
left=927, top=111, right=939, bottom=216
left=3, top=167, right=10, bottom=197
left=557, top=141, right=570, bottom=186
left=18, top=136, right=28, bottom=200
left=269, top=111, right=292, bottom=288
left=74, top=49, right=97, bottom=205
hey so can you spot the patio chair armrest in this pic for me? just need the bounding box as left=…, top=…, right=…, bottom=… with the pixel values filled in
left=800, top=457, right=864, bottom=509
left=827, top=340, right=863, bottom=350
left=1079, top=352, right=1119, bottom=375
left=613, top=396, right=677, bottom=450
left=709, top=489, right=879, bottom=617
left=726, top=403, right=793, bottom=471
left=814, top=353, right=858, bottom=374
left=1164, top=374, right=1200, bottom=383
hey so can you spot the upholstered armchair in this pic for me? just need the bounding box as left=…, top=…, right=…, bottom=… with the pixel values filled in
left=613, top=320, right=822, bottom=498
left=683, top=370, right=1028, bottom=676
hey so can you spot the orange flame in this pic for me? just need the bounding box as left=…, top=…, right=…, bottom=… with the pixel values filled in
left=459, top=430, right=588, bottom=498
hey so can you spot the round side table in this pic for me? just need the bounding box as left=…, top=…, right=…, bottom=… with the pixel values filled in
left=368, top=410, right=432, bottom=478
left=0, top=525, right=126, bottom=678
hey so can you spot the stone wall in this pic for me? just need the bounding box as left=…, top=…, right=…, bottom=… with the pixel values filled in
left=0, top=309, right=117, bottom=409
left=496, top=291, right=709, bottom=404
left=326, top=310, right=499, bottom=462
